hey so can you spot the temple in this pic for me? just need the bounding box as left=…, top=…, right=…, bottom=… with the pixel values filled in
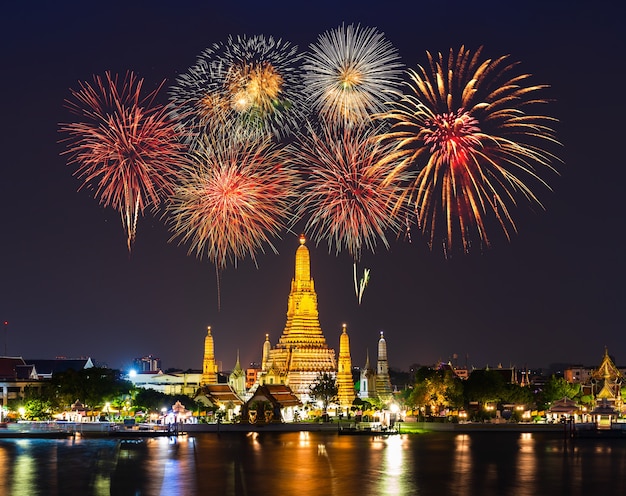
left=591, top=347, right=622, bottom=412
left=196, top=235, right=396, bottom=411
left=257, top=235, right=337, bottom=400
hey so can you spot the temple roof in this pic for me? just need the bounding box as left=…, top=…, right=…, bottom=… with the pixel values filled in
left=26, top=357, right=93, bottom=377
left=549, top=397, right=579, bottom=413
left=196, top=384, right=244, bottom=406
left=592, top=348, right=621, bottom=381
left=248, top=384, right=301, bottom=408
left=0, top=357, right=37, bottom=380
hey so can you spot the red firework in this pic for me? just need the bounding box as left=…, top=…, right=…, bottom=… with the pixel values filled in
left=59, top=71, right=187, bottom=251
left=292, top=121, right=411, bottom=259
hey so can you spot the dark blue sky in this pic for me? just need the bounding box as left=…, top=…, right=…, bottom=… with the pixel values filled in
left=1, top=1, right=623, bottom=372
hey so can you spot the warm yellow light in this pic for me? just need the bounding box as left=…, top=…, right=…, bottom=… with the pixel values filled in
left=339, top=65, right=362, bottom=89
left=228, top=62, right=283, bottom=115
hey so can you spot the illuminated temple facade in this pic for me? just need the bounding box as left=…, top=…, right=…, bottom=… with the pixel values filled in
left=257, top=235, right=338, bottom=401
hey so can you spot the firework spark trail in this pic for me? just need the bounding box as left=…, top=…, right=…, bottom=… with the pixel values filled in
left=59, top=71, right=187, bottom=251
left=292, top=120, right=412, bottom=265
left=303, top=23, right=404, bottom=126
left=170, top=34, right=308, bottom=142
left=377, top=46, right=561, bottom=253
left=166, top=128, right=299, bottom=271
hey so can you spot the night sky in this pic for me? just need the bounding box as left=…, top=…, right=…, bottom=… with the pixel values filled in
left=1, top=1, right=623, bottom=373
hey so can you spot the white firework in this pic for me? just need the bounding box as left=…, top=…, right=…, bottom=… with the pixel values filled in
left=302, top=24, right=404, bottom=126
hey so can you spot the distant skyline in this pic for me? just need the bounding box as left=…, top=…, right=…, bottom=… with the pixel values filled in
left=1, top=1, right=623, bottom=373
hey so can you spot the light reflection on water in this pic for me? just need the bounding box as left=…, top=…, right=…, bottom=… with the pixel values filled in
left=1, top=431, right=626, bottom=495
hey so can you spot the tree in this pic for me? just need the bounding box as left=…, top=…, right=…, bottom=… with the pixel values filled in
left=309, top=372, right=338, bottom=412
left=134, top=389, right=201, bottom=414
left=463, top=369, right=507, bottom=406
left=501, top=383, right=535, bottom=406
left=408, top=368, right=464, bottom=415
left=45, top=367, right=134, bottom=411
left=537, top=376, right=580, bottom=410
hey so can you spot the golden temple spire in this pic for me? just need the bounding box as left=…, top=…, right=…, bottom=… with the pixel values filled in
left=337, top=323, right=356, bottom=407
left=294, top=234, right=311, bottom=285
left=262, top=333, right=271, bottom=371
left=201, top=326, right=218, bottom=385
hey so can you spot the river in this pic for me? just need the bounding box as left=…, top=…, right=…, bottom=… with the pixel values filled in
left=1, top=430, right=624, bottom=495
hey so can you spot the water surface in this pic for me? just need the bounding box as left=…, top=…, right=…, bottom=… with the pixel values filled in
left=1, top=431, right=624, bottom=495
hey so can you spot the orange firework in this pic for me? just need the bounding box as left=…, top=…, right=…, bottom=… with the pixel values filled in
left=166, top=128, right=299, bottom=269
left=377, top=46, right=561, bottom=253
left=60, top=71, right=187, bottom=251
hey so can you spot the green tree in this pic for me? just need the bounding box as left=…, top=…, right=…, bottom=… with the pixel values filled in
left=537, top=376, right=580, bottom=409
left=408, top=368, right=464, bottom=415
left=46, top=367, right=134, bottom=411
left=464, top=369, right=507, bottom=406
left=22, top=398, right=54, bottom=420
left=501, top=383, right=535, bottom=406
left=134, top=389, right=201, bottom=414
left=309, top=372, right=338, bottom=412
left=443, top=370, right=465, bottom=408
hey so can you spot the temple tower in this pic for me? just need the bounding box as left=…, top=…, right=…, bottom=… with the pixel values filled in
left=201, top=326, right=218, bottom=385
left=228, top=350, right=246, bottom=397
left=261, top=334, right=271, bottom=371
left=260, top=235, right=336, bottom=400
left=375, top=331, right=393, bottom=401
left=359, top=350, right=376, bottom=399
left=337, top=324, right=356, bottom=407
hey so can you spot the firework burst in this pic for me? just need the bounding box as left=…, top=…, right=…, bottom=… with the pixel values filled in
left=377, top=46, right=561, bottom=253
left=166, top=128, right=298, bottom=270
left=292, top=121, right=411, bottom=260
left=170, top=34, right=307, bottom=141
left=302, top=24, right=404, bottom=126
left=59, top=71, right=186, bottom=251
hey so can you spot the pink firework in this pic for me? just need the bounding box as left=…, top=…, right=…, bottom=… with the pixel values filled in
left=292, top=121, right=411, bottom=260
left=166, top=128, right=299, bottom=269
left=60, top=71, right=187, bottom=251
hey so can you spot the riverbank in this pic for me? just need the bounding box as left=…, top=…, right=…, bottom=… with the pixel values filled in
left=406, top=421, right=566, bottom=433
left=0, top=420, right=570, bottom=438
